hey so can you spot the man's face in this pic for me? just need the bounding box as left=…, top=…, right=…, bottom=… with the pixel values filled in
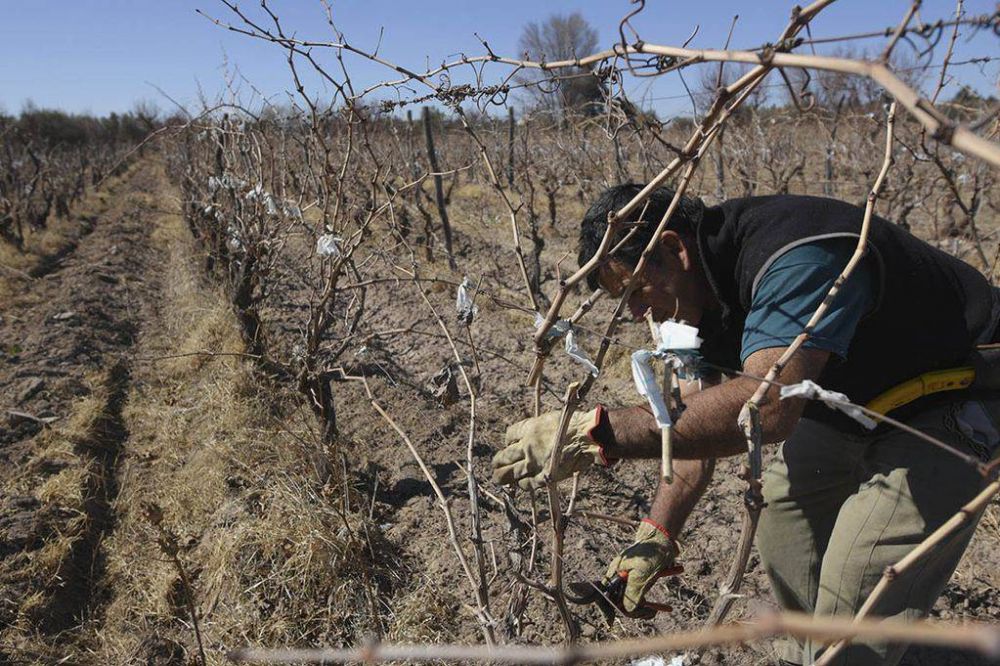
left=596, top=230, right=708, bottom=324
left=597, top=257, right=684, bottom=323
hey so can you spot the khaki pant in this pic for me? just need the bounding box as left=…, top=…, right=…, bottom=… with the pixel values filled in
left=757, top=397, right=1000, bottom=665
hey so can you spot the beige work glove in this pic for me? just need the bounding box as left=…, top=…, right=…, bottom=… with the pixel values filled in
left=602, top=518, right=683, bottom=616
left=491, top=406, right=614, bottom=490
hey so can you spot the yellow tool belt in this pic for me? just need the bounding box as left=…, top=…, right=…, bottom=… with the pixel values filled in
left=865, top=367, right=975, bottom=416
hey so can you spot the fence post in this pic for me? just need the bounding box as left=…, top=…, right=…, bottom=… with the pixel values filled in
left=715, top=127, right=726, bottom=201
left=422, top=107, right=457, bottom=270
left=507, top=106, right=516, bottom=188
left=406, top=109, right=419, bottom=177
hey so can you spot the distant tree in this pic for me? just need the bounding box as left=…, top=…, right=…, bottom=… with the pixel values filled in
left=516, top=12, right=604, bottom=119
left=945, top=85, right=997, bottom=121
left=17, top=108, right=90, bottom=148
left=132, top=100, right=160, bottom=132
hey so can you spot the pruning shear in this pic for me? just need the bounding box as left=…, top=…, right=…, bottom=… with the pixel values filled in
left=567, top=569, right=679, bottom=626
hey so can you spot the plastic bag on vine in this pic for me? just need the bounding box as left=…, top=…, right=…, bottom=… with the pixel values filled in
left=316, top=234, right=342, bottom=257
left=456, top=276, right=478, bottom=325
left=565, top=328, right=599, bottom=377
left=631, top=349, right=672, bottom=428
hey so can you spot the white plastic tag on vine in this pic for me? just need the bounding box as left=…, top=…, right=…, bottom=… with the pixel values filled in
left=226, top=224, right=244, bottom=252
left=780, top=380, right=878, bottom=430
left=316, top=234, right=342, bottom=257
left=533, top=312, right=570, bottom=340
left=565, top=328, right=599, bottom=377
left=631, top=350, right=672, bottom=428
left=207, top=174, right=246, bottom=192
left=657, top=320, right=702, bottom=351
left=264, top=193, right=279, bottom=215
left=456, top=277, right=478, bottom=323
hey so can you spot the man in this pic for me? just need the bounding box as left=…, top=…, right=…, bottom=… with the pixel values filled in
left=492, top=184, right=1000, bottom=665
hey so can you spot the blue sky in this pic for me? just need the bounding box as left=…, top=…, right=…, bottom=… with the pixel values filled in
left=1, top=1, right=996, bottom=118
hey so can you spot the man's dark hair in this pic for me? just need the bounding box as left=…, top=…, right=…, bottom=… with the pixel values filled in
left=578, top=184, right=706, bottom=290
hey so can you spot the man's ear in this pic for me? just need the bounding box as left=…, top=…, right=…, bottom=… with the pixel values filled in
left=657, top=230, right=693, bottom=271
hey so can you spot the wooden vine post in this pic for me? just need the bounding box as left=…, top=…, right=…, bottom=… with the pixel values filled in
left=507, top=106, right=515, bottom=188
left=422, top=106, right=457, bottom=269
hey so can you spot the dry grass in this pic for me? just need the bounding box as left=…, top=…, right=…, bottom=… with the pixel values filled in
left=92, top=171, right=408, bottom=665
left=384, top=579, right=464, bottom=645
left=0, top=369, right=118, bottom=663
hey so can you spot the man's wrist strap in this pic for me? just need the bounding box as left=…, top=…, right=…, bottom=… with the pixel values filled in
left=641, top=517, right=674, bottom=542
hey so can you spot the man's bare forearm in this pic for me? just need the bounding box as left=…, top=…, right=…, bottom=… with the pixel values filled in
left=602, top=376, right=763, bottom=460
left=649, top=458, right=715, bottom=536
left=601, top=347, right=827, bottom=461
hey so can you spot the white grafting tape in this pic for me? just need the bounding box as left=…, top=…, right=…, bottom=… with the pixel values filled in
left=780, top=379, right=878, bottom=430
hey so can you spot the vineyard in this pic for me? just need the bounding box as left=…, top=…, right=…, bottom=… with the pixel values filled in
left=1, top=1, right=1000, bottom=665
